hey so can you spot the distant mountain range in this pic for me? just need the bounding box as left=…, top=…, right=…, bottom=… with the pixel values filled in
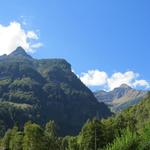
left=94, top=84, right=148, bottom=112
left=0, top=47, right=112, bottom=136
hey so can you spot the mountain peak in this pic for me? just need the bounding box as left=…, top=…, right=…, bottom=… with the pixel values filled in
left=95, top=83, right=148, bottom=112
left=9, top=47, right=32, bottom=59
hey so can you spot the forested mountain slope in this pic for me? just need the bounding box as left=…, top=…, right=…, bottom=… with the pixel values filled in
left=0, top=47, right=112, bottom=136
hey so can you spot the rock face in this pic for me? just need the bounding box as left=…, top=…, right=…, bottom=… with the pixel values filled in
left=9, top=47, right=32, bottom=59
left=0, top=47, right=112, bottom=136
left=94, top=84, right=148, bottom=112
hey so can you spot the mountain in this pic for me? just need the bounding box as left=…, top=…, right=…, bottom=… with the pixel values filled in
left=94, top=84, right=148, bottom=112
left=9, top=46, right=32, bottom=59
left=111, top=92, right=150, bottom=131
left=0, top=47, right=112, bottom=136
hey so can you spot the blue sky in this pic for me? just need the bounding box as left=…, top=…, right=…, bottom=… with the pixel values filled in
left=0, top=0, right=150, bottom=91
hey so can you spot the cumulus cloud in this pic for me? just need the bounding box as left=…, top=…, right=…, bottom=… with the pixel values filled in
left=79, top=70, right=150, bottom=91
left=107, top=71, right=139, bottom=90
left=27, top=31, right=39, bottom=40
left=0, top=21, right=42, bottom=55
left=133, top=80, right=150, bottom=89
left=30, top=43, right=43, bottom=49
left=80, top=70, right=108, bottom=86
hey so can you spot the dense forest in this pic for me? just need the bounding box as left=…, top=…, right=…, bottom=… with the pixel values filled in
left=0, top=93, right=150, bottom=150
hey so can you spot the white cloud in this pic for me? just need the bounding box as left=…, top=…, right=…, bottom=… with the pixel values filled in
left=27, top=31, right=38, bottom=40
left=107, top=71, right=139, bottom=90
left=79, top=70, right=150, bottom=91
left=0, top=21, right=42, bottom=55
left=80, top=70, right=108, bottom=86
left=30, top=43, right=43, bottom=49
left=133, top=80, right=150, bottom=89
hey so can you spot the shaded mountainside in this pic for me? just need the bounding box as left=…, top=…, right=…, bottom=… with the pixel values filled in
left=0, top=47, right=112, bottom=136
left=94, top=84, right=148, bottom=112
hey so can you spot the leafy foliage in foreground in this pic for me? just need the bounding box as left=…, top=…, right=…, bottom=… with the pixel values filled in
left=1, top=116, right=150, bottom=150
left=102, top=129, right=139, bottom=150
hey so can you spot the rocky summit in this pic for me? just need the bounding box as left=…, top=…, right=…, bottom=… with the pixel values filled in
left=94, top=84, right=148, bottom=112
